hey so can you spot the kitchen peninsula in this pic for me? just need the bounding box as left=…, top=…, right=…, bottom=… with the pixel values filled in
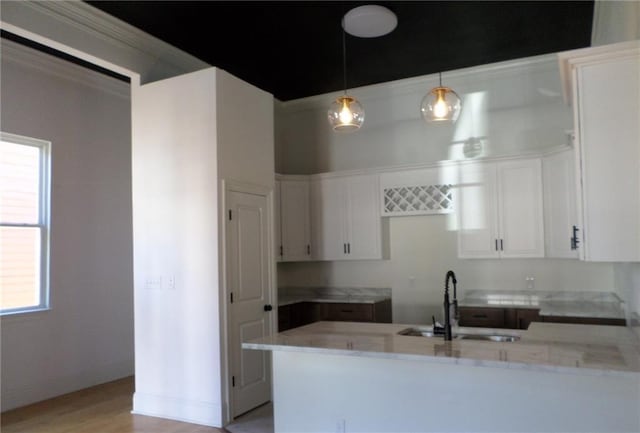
left=244, top=321, right=640, bottom=433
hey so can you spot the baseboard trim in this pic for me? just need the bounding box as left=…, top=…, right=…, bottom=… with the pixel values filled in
left=132, top=391, right=222, bottom=428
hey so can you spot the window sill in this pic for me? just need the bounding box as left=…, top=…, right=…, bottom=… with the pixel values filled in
left=1, top=307, right=51, bottom=324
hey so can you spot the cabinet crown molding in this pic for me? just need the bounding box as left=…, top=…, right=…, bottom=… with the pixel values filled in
left=558, top=40, right=640, bottom=104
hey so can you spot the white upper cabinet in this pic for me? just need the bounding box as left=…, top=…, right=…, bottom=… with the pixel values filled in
left=559, top=41, right=640, bottom=261
left=311, top=174, right=385, bottom=260
left=543, top=148, right=579, bottom=259
left=457, top=158, right=545, bottom=258
left=277, top=176, right=312, bottom=262
left=274, top=180, right=282, bottom=262
left=457, top=161, right=500, bottom=258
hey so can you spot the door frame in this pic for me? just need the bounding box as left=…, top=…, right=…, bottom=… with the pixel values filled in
left=219, top=179, right=276, bottom=424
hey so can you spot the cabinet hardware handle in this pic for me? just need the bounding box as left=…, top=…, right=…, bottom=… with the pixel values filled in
left=571, top=225, right=580, bottom=250
left=495, top=239, right=498, bottom=251
left=343, top=243, right=347, bottom=254
left=347, top=243, right=351, bottom=254
left=472, top=314, right=488, bottom=318
left=264, top=304, right=273, bottom=312
left=341, top=310, right=354, bottom=313
left=280, top=245, right=283, bottom=256
left=307, top=244, right=310, bottom=255
left=500, top=239, right=504, bottom=251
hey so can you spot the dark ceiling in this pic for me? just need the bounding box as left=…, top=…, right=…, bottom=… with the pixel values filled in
left=86, top=1, right=594, bottom=101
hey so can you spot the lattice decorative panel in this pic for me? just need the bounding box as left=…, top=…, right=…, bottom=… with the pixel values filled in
left=383, top=184, right=453, bottom=216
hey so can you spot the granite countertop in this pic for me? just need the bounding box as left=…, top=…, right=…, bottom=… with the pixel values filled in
left=243, top=320, right=640, bottom=377
left=459, top=290, right=626, bottom=319
left=279, top=294, right=391, bottom=306
left=278, top=287, right=391, bottom=307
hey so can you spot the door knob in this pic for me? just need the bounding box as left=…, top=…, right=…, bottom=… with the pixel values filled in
left=264, top=304, right=273, bottom=312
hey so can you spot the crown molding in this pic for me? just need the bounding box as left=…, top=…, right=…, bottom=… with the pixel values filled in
left=1, top=0, right=210, bottom=83
left=2, top=39, right=130, bottom=99
left=557, top=39, right=640, bottom=104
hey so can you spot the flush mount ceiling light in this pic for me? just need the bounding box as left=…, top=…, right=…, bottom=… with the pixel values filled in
left=421, top=72, right=462, bottom=123
left=342, top=5, right=398, bottom=38
left=328, top=5, right=397, bottom=132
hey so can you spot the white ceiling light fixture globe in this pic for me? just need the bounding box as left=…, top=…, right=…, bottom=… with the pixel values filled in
left=343, top=5, right=398, bottom=38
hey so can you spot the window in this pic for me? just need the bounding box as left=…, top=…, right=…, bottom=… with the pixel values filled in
left=0, top=132, right=50, bottom=314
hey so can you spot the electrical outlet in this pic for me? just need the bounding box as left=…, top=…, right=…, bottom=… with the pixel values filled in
left=144, top=276, right=162, bottom=290
left=525, top=276, right=535, bottom=290
left=167, top=275, right=176, bottom=290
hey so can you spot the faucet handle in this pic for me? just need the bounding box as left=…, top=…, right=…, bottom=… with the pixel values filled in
left=432, top=315, right=445, bottom=334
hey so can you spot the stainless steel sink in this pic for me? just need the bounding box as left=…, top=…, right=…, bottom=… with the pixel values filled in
left=455, top=334, right=520, bottom=342
left=398, top=327, right=520, bottom=342
left=398, top=328, right=438, bottom=337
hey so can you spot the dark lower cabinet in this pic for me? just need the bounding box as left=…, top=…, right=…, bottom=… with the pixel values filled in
left=458, top=307, right=506, bottom=328
left=278, top=299, right=392, bottom=332
left=278, top=302, right=321, bottom=332
left=322, top=299, right=392, bottom=323
left=541, top=315, right=626, bottom=326
left=505, top=308, right=540, bottom=330
left=459, top=306, right=624, bottom=329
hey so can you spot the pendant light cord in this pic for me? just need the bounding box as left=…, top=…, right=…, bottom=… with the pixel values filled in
left=342, top=26, right=348, bottom=95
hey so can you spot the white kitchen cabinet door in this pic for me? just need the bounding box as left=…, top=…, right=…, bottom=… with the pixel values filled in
left=543, top=149, right=579, bottom=259
left=311, top=174, right=384, bottom=260
left=457, top=162, right=501, bottom=258
left=274, top=180, right=282, bottom=262
left=497, top=159, right=545, bottom=258
left=346, top=174, right=383, bottom=259
left=574, top=52, right=640, bottom=261
left=457, top=158, right=544, bottom=259
left=311, top=177, right=348, bottom=260
left=279, top=178, right=312, bottom=261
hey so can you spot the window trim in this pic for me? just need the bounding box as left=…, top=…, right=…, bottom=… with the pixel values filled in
left=1, top=132, right=51, bottom=315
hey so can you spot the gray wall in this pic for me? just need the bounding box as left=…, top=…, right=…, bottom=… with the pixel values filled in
left=0, top=39, right=133, bottom=410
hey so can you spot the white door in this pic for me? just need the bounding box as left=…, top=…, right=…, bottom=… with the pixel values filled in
left=227, top=189, right=272, bottom=417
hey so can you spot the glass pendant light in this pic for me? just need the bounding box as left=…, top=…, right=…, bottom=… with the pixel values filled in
left=328, top=27, right=364, bottom=132
left=421, top=72, right=462, bottom=123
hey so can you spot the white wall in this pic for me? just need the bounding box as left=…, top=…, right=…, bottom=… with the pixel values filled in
left=131, top=67, right=274, bottom=427
left=276, top=54, right=572, bottom=174
left=216, top=69, right=275, bottom=188
left=131, top=68, right=222, bottom=426
left=0, top=40, right=133, bottom=411
left=275, top=53, right=619, bottom=325
left=592, top=0, right=640, bottom=46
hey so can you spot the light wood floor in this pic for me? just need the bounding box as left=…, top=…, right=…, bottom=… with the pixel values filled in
left=1, top=376, right=227, bottom=433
